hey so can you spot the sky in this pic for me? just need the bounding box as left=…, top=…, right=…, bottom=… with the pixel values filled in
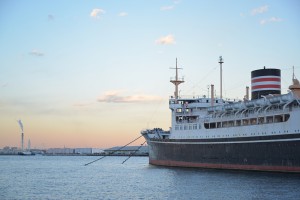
left=0, top=0, right=299, bottom=149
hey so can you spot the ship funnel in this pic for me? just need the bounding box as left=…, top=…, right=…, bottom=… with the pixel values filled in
left=251, top=67, right=281, bottom=100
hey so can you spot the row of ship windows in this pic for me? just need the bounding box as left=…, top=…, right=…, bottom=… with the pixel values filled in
left=174, top=124, right=200, bottom=131
left=175, top=114, right=290, bottom=131
left=173, top=130, right=298, bottom=139
left=204, top=114, right=290, bottom=129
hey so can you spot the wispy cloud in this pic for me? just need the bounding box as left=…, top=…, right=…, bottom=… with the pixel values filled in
left=73, top=102, right=95, bottom=107
left=240, top=12, right=246, bottom=18
left=29, top=49, right=44, bottom=56
left=260, top=17, right=283, bottom=25
left=90, top=8, right=105, bottom=19
left=97, top=90, right=163, bottom=103
left=160, top=5, right=174, bottom=11
left=161, top=0, right=180, bottom=11
left=48, top=14, right=54, bottom=21
left=1, top=82, right=8, bottom=87
left=118, top=12, right=128, bottom=17
left=251, top=5, right=269, bottom=15
left=155, top=34, right=176, bottom=45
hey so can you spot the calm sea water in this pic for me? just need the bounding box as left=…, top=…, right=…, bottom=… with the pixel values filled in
left=1, top=156, right=300, bottom=200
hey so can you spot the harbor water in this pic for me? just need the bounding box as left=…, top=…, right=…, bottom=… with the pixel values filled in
left=1, top=155, right=300, bottom=200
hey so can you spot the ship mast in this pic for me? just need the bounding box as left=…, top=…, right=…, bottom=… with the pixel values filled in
left=170, top=58, right=184, bottom=99
left=219, top=56, right=224, bottom=99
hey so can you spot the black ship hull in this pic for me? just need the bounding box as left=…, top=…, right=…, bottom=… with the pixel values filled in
left=147, top=134, right=300, bottom=172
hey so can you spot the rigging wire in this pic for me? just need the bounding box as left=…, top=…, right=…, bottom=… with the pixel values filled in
left=146, top=97, right=165, bottom=129
left=121, top=140, right=147, bottom=164
left=183, top=66, right=218, bottom=96
left=184, top=66, right=297, bottom=99
left=277, top=66, right=300, bottom=91
left=84, top=135, right=143, bottom=166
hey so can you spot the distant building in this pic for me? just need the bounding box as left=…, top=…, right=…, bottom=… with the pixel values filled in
left=74, top=148, right=92, bottom=154
left=104, top=146, right=148, bottom=156
left=46, top=148, right=75, bottom=154
left=0, top=146, right=19, bottom=155
left=45, top=148, right=104, bottom=155
left=91, top=148, right=104, bottom=154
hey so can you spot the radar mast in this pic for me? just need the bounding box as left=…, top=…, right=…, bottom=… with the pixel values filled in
left=170, top=58, right=184, bottom=99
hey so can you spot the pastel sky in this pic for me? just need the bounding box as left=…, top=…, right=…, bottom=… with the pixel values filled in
left=0, top=0, right=299, bottom=148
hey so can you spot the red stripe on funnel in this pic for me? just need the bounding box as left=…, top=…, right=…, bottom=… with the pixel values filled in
left=252, top=84, right=280, bottom=90
left=252, top=77, right=280, bottom=83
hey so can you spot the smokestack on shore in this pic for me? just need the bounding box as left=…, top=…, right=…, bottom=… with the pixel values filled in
left=17, top=120, right=24, bottom=151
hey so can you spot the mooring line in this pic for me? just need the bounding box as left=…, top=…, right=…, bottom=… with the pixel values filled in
left=84, top=135, right=144, bottom=166
left=122, top=140, right=147, bottom=164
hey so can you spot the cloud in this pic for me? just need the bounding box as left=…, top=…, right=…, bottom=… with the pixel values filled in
left=1, top=83, right=8, bottom=87
left=118, top=12, right=128, bottom=17
left=97, top=90, right=163, bottom=103
left=90, top=8, right=105, bottom=19
left=251, top=5, right=269, bottom=15
left=29, top=49, right=44, bottom=56
left=155, top=34, right=176, bottom=45
left=160, top=5, right=174, bottom=11
left=73, top=102, right=95, bottom=107
left=161, top=0, right=180, bottom=11
left=48, top=14, right=54, bottom=21
left=240, top=12, right=246, bottom=17
left=260, top=17, right=283, bottom=25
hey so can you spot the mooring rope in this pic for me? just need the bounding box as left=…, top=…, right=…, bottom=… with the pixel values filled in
left=121, top=140, right=147, bottom=164
left=84, top=135, right=144, bottom=166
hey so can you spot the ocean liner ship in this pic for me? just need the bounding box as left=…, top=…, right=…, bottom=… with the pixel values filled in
left=142, top=58, right=300, bottom=172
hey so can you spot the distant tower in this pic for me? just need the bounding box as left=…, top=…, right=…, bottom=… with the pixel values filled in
left=170, top=58, right=184, bottom=99
left=219, top=56, right=224, bottom=99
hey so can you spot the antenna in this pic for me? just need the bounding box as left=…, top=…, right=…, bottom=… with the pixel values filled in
left=207, top=85, right=210, bottom=98
left=293, top=66, right=295, bottom=80
left=170, top=58, right=184, bottom=99
left=219, top=56, right=224, bottom=99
